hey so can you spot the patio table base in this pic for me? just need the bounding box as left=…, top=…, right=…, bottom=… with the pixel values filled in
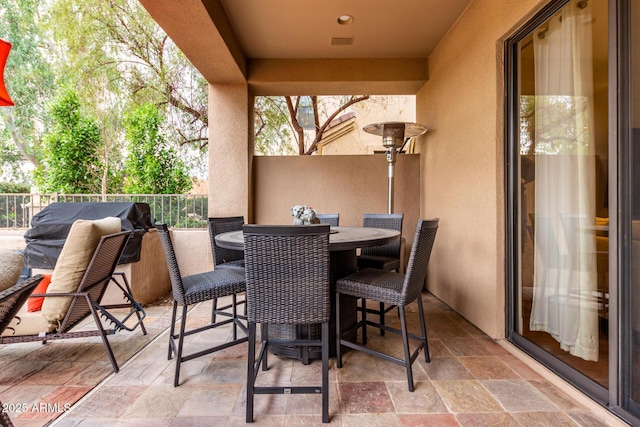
left=267, top=249, right=358, bottom=362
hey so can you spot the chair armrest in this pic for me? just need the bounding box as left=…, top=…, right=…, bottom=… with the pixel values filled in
left=0, top=275, right=43, bottom=303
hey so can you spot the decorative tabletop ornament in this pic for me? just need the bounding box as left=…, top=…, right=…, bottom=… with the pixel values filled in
left=290, top=205, right=320, bottom=225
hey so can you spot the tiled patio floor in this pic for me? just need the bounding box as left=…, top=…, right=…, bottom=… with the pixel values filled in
left=0, top=304, right=174, bottom=427
left=2, top=292, right=626, bottom=426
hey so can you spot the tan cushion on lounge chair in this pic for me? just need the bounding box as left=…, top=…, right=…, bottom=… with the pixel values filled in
left=0, top=249, right=23, bottom=292
left=41, top=217, right=121, bottom=328
left=1, top=308, right=51, bottom=336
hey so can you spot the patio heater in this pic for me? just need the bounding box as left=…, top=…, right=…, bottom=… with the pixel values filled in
left=363, top=121, right=428, bottom=214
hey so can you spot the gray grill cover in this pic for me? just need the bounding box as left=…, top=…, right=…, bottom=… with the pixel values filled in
left=23, top=202, right=153, bottom=269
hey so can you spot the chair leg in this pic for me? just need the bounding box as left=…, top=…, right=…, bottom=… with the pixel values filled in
left=336, top=291, right=343, bottom=369
left=246, top=322, right=257, bottom=423
left=174, top=304, right=188, bottom=387
left=301, top=324, right=309, bottom=365
left=417, top=296, right=430, bottom=363
left=361, top=297, right=368, bottom=345
left=168, top=300, right=178, bottom=360
left=232, top=294, right=238, bottom=340
left=399, top=306, right=414, bottom=392
left=322, top=320, right=329, bottom=423
left=261, top=323, right=269, bottom=371
left=87, top=296, right=119, bottom=373
left=379, top=302, right=386, bottom=336
left=211, top=297, right=218, bottom=324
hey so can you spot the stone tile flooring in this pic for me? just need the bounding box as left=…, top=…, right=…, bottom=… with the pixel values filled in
left=0, top=304, right=174, bottom=427
left=1, top=292, right=627, bottom=426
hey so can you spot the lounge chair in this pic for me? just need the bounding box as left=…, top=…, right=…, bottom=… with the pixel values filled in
left=0, top=226, right=147, bottom=374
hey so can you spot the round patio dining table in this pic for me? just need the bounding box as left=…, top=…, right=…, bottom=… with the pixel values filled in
left=215, top=226, right=400, bottom=361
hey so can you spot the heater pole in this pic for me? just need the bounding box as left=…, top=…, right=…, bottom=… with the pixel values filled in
left=387, top=147, right=396, bottom=214
left=363, top=121, right=429, bottom=216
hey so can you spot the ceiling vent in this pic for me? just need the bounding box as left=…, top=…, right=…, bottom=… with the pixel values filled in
left=331, top=37, right=354, bottom=46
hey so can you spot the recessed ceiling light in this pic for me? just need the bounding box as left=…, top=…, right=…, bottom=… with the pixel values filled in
left=337, top=15, right=354, bottom=25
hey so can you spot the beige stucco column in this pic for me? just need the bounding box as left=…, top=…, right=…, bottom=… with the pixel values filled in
left=208, top=83, right=252, bottom=220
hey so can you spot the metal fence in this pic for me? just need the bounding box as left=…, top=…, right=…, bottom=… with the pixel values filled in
left=0, top=193, right=208, bottom=229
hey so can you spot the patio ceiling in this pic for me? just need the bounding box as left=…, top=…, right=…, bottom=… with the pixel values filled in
left=218, top=0, right=471, bottom=59
left=139, top=0, right=472, bottom=94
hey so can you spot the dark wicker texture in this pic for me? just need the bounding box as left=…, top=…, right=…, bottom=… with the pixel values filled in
left=357, top=213, right=404, bottom=336
left=207, top=216, right=247, bottom=332
left=336, top=218, right=439, bottom=392
left=208, top=216, right=245, bottom=269
left=0, top=398, right=14, bottom=427
left=315, top=213, right=339, bottom=227
left=357, top=213, right=404, bottom=270
left=157, top=223, right=248, bottom=387
left=0, top=231, right=147, bottom=374
left=243, top=224, right=331, bottom=423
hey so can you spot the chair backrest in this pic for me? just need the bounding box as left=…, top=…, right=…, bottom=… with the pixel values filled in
left=59, top=231, right=132, bottom=331
left=401, top=219, right=439, bottom=305
left=156, top=224, right=186, bottom=302
left=243, top=224, right=330, bottom=325
left=208, top=216, right=245, bottom=266
left=360, top=213, right=404, bottom=258
left=315, top=213, right=339, bottom=227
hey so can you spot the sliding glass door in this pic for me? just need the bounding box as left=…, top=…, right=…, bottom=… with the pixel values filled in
left=507, top=0, right=640, bottom=422
left=627, top=0, right=640, bottom=417
left=509, top=0, right=609, bottom=388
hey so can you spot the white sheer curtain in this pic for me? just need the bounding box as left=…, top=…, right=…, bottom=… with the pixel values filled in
left=530, top=0, right=599, bottom=361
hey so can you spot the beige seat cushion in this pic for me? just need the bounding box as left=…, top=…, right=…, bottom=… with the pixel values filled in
left=0, top=249, right=24, bottom=292
left=41, top=217, right=121, bottom=328
left=1, top=308, right=51, bottom=336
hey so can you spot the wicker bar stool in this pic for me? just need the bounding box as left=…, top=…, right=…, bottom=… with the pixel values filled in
left=357, top=213, right=404, bottom=340
left=243, top=224, right=331, bottom=423
left=207, top=217, right=246, bottom=330
left=208, top=216, right=245, bottom=270
left=337, top=218, right=439, bottom=392
left=157, top=223, right=248, bottom=387
left=315, top=213, right=339, bottom=226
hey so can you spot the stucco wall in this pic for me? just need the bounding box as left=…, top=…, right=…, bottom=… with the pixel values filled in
left=416, top=0, right=544, bottom=338
left=252, top=154, right=421, bottom=255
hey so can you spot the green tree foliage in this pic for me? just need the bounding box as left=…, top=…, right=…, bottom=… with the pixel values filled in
left=35, top=89, right=104, bottom=193
left=49, top=0, right=208, bottom=151
left=0, top=182, right=29, bottom=193
left=254, top=97, right=296, bottom=156
left=1, top=0, right=207, bottom=188
left=0, top=0, right=56, bottom=181
left=123, top=103, right=192, bottom=194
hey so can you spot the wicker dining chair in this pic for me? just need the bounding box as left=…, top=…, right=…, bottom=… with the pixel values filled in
left=315, top=213, right=339, bottom=227
left=157, top=223, right=248, bottom=387
left=336, top=218, right=439, bottom=392
left=208, top=216, right=245, bottom=270
left=357, top=213, right=404, bottom=339
left=207, top=217, right=246, bottom=328
left=243, top=224, right=331, bottom=424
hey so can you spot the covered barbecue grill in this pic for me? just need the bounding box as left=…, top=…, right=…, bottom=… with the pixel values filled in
left=23, top=202, right=154, bottom=269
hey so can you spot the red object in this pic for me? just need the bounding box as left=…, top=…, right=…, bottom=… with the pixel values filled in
left=0, top=38, right=14, bottom=107
left=28, top=274, right=52, bottom=312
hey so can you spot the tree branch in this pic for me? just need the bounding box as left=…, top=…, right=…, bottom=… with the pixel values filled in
left=304, top=95, right=370, bottom=155
left=285, top=96, right=305, bottom=155
left=1, top=110, right=39, bottom=166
